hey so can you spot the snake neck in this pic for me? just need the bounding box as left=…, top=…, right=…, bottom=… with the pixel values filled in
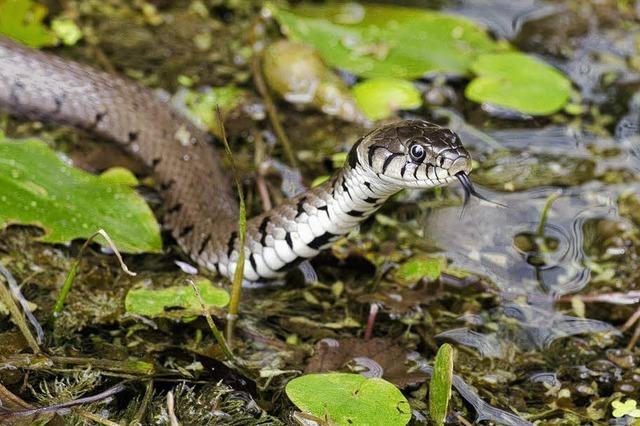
left=197, top=162, right=400, bottom=281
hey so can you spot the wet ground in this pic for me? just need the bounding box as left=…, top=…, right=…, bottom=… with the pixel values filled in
left=0, top=0, right=639, bottom=425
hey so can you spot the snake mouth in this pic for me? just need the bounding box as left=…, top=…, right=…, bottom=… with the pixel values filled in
left=456, top=172, right=505, bottom=208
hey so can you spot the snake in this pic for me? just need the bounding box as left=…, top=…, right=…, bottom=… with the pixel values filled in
left=0, top=35, right=475, bottom=282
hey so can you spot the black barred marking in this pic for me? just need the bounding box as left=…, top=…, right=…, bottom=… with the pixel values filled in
left=295, top=197, right=307, bottom=218
left=167, top=203, right=182, bottom=214
left=382, top=153, right=402, bottom=174
left=347, top=210, right=364, bottom=217
left=276, top=257, right=305, bottom=273
left=308, top=231, right=338, bottom=250
left=94, top=112, right=106, bottom=126
left=341, top=179, right=349, bottom=194
left=249, top=253, right=257, bottom=272
left=227, top=231, right=237, bottom=257
left=364, top=182, right=372, bottom=191
left=285, top=232, right=293, bottom=249
left=53, top=95, right=64, bottom=114
left=400, top=162, right=407, bottom=178
left=179, top=224, right=194, bottom=238
left=364, top=197, right=379, bottom=204
left=159, top=179, right=175, bottom=191
left=347, top=137, right=363, bottom=168
left=198, top=234, right=212, bottom=255
left=413, top=165, right=420, bottom=180
left=258, top=217, right=270, bottom=245
left=318, top=204, right=330, bottom=220
left=128, top=131, right=139, bottom=143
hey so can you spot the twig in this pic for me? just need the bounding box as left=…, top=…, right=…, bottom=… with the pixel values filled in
left=627, top=320, right=640, bottom=351
left=253, top=128, right=273, bottom=211
left=0, top=267, right=40, bottom=352
left=188, top=279, right=236, bottom=363
left=167, top=390, right=180, bottom=426
left=0, top=264, right=43, bottom=346
left=364, top=303, right=379, bottom=341
left=250, top=20, right=298, bottom=168
left=129, top=380, right=154, bottom=426
left=5, top=382, right=126, bottom=417
left=77, top=409, right=122, bottom=426
left=621, top=305, right=640, bottom=332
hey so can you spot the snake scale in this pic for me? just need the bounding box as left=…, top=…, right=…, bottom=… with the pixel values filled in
left=0, top=35, right=473, bottom=281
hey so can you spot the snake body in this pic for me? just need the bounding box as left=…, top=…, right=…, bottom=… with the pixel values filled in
left=0, top=35, right=472, bottom=281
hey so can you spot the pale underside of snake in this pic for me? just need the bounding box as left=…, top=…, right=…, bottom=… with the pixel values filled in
left=0, top=35, right=474, bottom=281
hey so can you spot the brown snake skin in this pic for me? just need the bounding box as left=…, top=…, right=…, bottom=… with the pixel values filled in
left=0, top=36, right=238, bottom=261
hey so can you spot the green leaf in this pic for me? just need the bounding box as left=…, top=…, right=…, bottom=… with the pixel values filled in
left=0, top=0, right=57, bottom=48
left=268, top=2, right=501, bottom=79
left=51, top=18, right=82, bottom=46
left=286, top=373, right=411, bottom=426
left=0, top=137, right=161, bottom=253
left=353, top=77, right=422, bottom=120
left=98, top=167, right=139, bottom=187
left=125, top=278, right=230, bottom=318
left=429, top=344, right=455, bottom=425
left=393, top=255, right=445, bottom=285
left=465, top=52, right=572, bottom=115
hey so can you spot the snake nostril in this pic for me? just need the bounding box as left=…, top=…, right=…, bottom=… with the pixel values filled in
left=448, top=156, right=472, bottom=176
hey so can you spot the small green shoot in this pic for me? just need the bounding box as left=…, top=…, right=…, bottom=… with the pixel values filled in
left=55, top=229, right=136, bottom=315
left=429, top=343, right=455, bottom=425
left=188, top=279, right=236, bottom=363
left=215, top=108, right=246, bottom=343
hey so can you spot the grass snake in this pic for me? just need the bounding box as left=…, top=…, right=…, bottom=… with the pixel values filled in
left=0, top=35, right=473, bottom=281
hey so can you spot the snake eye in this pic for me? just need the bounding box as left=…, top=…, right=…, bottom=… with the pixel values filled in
left=409, top=143, right=426, bottom=162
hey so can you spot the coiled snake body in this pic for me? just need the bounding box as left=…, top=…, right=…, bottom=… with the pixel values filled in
left=0, top=36, right=472, bottom=281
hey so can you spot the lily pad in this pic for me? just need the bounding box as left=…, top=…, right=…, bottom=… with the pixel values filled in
left=268, top=2, right=500, bottom=79
left=0, top=0, right=57, bottom=48
left=465, top=52, right=572, bottom=115
left=286, top=373, right=411, bottom=426
left=352, top=78, right=422, bottom=120
left=124, top=278, right=229, bottom=318
left=0, top=137, right=161, bottom=253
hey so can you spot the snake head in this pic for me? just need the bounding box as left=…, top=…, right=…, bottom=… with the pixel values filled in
left=348, top=120, right=472, bottom=189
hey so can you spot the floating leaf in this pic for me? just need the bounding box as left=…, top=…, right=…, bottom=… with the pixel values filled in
left=392, top=255, right=445, bottom=285
left=612, top=399, right=640, bottom=418
left=98, top=167, right=139, bottom=187
left=180, top=85, right=247, bottom=135
left=268, top=2, right=500, bottom=79
left=429, top=344, right=455, bottom=425
left=465, top=52, right=572, bottom=115
left=286, top=373, right=411, bottom=426
left=125, top=278, right=229, bottom=318
left=0, top=0, right=57, bottom=48
left=51, top=18, right=82, bottom=46
left=0, top=137, right=161, bottom=253
left=352, top=78, right=422, bottom=120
